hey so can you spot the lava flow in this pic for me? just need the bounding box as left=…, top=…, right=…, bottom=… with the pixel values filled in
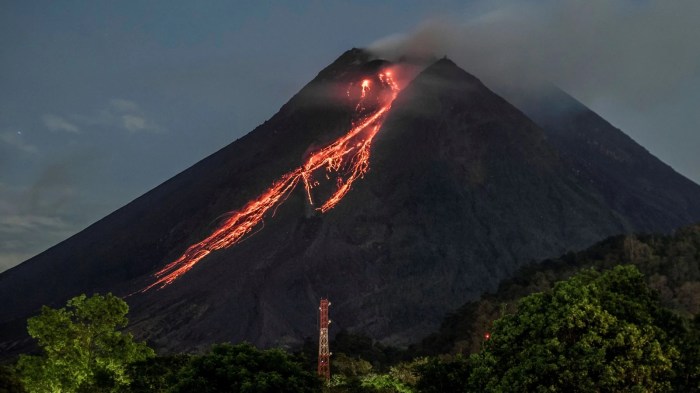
left=142, top=69, right=400, bottom=292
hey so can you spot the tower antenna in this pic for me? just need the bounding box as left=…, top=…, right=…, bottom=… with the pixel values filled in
left=317, top=298, right=331, bottom=382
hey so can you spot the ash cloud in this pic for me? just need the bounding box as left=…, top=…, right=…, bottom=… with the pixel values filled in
left=368, top=0, right=700, bottom=183
left=369, top=0, right=700, bottom=108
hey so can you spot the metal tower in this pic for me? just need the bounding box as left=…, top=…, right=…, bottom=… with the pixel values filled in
left=318, top=298, right=331, bottom=382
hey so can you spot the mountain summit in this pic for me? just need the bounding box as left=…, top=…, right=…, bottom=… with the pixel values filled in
left=2, top=49, right=699, bottom=355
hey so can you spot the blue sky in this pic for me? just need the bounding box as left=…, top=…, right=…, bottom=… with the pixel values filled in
left=1, top=0, right=698, bottom=271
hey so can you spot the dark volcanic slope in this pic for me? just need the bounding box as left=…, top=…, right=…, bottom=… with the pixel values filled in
left=505, top=85, right=700, bottom=232
left=0, top=48, right=385, bottom=352
left=1, top=50, right=698, bottom=356
left=318, top=59, right=630, bottom=342
left=124, top=58, right=631, bottom=352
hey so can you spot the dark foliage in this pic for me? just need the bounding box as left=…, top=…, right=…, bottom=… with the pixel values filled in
left=0, top=365, right=25, bottom=393
left=412, top=224, right=700, bottom=356
left=127, top=354, right=191, bottom=392
left=170, top=343, right=321, bottom=393
left=415, top=356, right=470, bottom=393
left=415, top=265, right=699, bottom=392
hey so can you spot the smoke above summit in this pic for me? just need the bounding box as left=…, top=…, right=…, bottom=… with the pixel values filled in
left=368, top=0, right=700, bottom=184
left=369, top=0, right=700, bottom=106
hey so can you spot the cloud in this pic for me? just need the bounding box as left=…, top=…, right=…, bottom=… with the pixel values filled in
left=368, top=0, right=700, bottom=109
left=0, top=151, right=106, bottom=272
left=0, top=182, right=79, bottom=273
left=0, top=252, right=35, bottom=272
left=43, top=114, right=80, bottom=133
left=0, top=212, right=77, bottom=273
left=106, top=98, right=162, bottom=133
left=104, top=99, right=162, bottom=133
left=109, top=98, right=139, bottom=112
left=0, top=131, right=37, bottom=154
left=0, top=214, right=72, bottom=236
left=122, top=114, right=148, bottom=132
left=70, top=98, right=163, bottom=133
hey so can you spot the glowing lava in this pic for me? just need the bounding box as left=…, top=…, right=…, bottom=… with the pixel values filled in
left=361, top=79, right=371, bottom=98
left=142, top=70, right=400, bottom=292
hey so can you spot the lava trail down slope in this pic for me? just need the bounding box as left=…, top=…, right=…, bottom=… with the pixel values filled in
left=144, top=70, right=400, bottom=291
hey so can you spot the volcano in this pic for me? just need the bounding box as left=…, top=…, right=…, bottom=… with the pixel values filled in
left=2, top=49, right=700, bottom=355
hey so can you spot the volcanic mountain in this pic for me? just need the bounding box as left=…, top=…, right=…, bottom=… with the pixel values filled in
left=2, top=49, right=699, bottom=355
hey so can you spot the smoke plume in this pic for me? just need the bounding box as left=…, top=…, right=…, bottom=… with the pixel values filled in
left=369, top=0, right=700, bottom=110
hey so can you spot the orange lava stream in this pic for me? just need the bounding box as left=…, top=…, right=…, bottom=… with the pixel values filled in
left=142, top=71, right=399, bottom=292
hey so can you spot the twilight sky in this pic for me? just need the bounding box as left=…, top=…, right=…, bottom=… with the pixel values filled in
left=1, top=0, right=699, bottom=272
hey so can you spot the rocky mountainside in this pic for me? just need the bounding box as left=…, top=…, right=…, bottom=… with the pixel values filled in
left=503, top=85, right=700, bottom=232
left=2, top=49, right=699, bottom=356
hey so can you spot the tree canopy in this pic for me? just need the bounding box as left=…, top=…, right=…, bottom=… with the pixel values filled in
left=169, top=342, right=320, bottom=393
left=16, top=293, right=154, bottom=392
left=457, top=265, right=697, bottom=392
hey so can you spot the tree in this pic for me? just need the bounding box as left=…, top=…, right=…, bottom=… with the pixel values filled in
left=415, top=356, right=470, bottom=393
left=358, top=374, right=412, bottom=393
left=0, top=364, right=26, bottom=393
left=329, top=355, right=422, bottom=393
left=467, top=265, right=686, bottom=392
left=170, top=342, right=320, bottom=393
left=16, top=293, right=154, bottom=392
left=126, top=354, right=191, bottom=392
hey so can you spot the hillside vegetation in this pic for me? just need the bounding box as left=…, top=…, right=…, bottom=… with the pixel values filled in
left=412, top=224, right=700, bottom=356
left=2, top=224, right=698, bottom=392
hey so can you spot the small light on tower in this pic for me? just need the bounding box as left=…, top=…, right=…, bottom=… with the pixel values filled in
left=484, top=332, right=491, bottom=340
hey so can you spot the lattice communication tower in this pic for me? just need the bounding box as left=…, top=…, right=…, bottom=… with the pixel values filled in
left=318, top=298, right=331, bottom=382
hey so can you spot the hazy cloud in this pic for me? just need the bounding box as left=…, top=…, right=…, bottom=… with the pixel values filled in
left=1, top=98, right=162, bottom=271
left=0, top=252, right=35, bottom=272
left=0, top=214, right=72, bottom=235
left=0, top=131, right=37, bottom=154
left=0, top=152, right=103, bottom=272
left=369, top=0, right=700, bottom=108
left=0, top=211, right=76, bottom=272
left=0, top=182, right=79, bottom=273
left=71, top=98, right=163, bottom=133
left=43, top=114, right=80, bottom=133
left=121, top=114, right=147, bottom=132
left=109, top=98, right=139, bottom=112
left=108, top=98, right=162, bottom=133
